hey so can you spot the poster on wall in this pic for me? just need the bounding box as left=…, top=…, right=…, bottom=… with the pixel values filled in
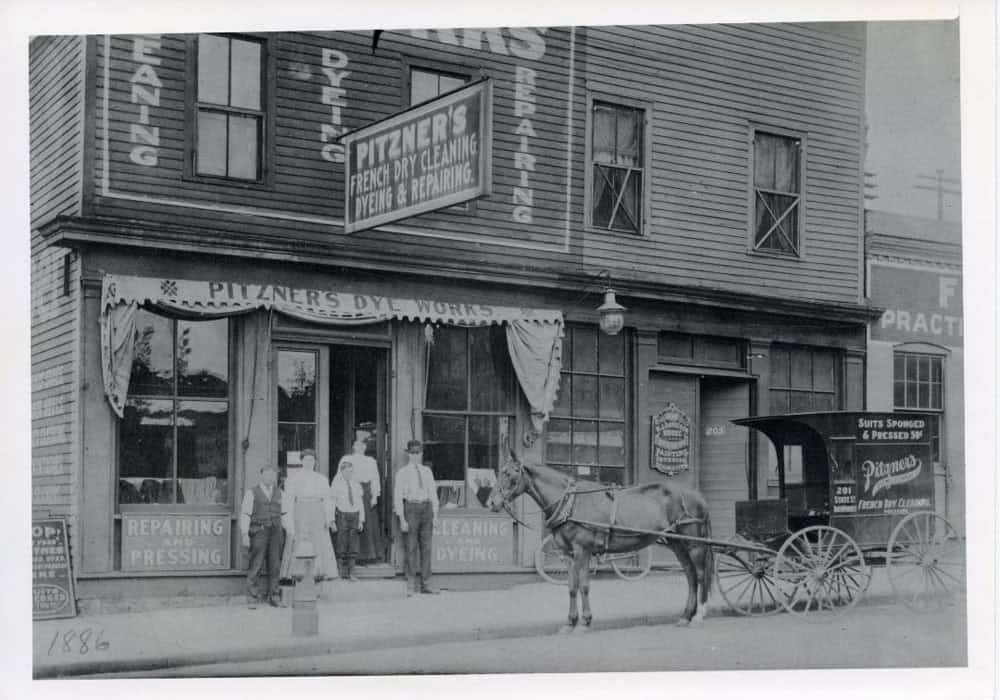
left=33, top=518, right=77, bottom=620
left=651, top=402, right=691, bottom=476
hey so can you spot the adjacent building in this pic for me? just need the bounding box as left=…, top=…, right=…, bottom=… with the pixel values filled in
left=31, top=23, right=875, bottom=603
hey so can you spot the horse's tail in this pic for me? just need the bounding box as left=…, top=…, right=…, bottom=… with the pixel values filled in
left=700, top=510, right=714, bottom=604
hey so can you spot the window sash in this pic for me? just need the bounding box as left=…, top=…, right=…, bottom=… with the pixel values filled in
left=590, top=101, right=645, bottom=234
left=893, top=353, right=944, bottom=411
left=753, top=131, right=801, bottom=254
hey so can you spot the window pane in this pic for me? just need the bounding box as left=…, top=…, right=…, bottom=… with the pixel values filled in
left=931, top=383, right=941, bottom=409
left=177, top=319, right=229, bottom=397
left=917, top=382, right=930, bottom=408
left=893, top=380, right=905, bottom=407
left=906, top=379, right=916, bottom=408
left=659, top=332, right=693, bottom=360
left=228, top=115, right=259, bottom=180
left=426, top=327, right=468, bottom=410
left=769, top=390, right=790, bottom=414
left=197, top=111, right=228, bottom=176
left=198, top=34, right=229, bottom=105
left=615, top=108, right=640, bottom=166
left=599, top=467, right=625, bottom=486
left=599, top=331, right=625, bottom=375
left=561, top=330, right=573, bottom=370
left=423, top=414, right=465, bottom=482
left=592, top=104, right=615, bottom=163
left=439, top=74, right=465, bottom=94
left=906, top=355, right=918, bottom=381
left=277, top=423, right=315, bottom=473
left=552, top=373, right=571, bottom=416
left=813, top=352, right=836, bottom=391
left=572, top=375, right=598, bottom=418
left=277, top=351, right=316, bottom=423
left=773, top=137, right=799, bottom=193
left=754, top=133, right=777, bottom=189
left=410, top=69, right=439, bottom=105
left=918, top=356, right=929, bottom=382
left=931, top=358, right=943, bottom=382
left=593, top=165, right=615, bottom=229
left=755, top=193, right=798, bottom=252
left=470, top=327, right=511, bottom=412
left=573, top=326, right=597, bottom=373
left=790, top=350, right=812, bottom=389
left=230, top=39, right=261, bottom=110
left=598, top=422, right=625, bottom=466
left=130, top=311, right=174, bottom=395
left=119, top=398, right=174, bottom=504
left=893, top=354, right=904, bottom=381
left=813, top=393, right=837, bottom=411
left=545, top=418, right=572, bottom=464
left=176, top=400, right=229, bottom=504
left=599, top=377, right=625, bottom=420
left=468, top=415, right=500, bottom=471
left=789, top=392, right=813, bottom=413
left=770, top=347, right=789, bottom=387
left=573, top=421, right=598, bottom=465
left=612, top=170, right=641, bottom=233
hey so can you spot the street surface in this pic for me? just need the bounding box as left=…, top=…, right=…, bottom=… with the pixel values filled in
left=97, top=597, right=965, bottom=677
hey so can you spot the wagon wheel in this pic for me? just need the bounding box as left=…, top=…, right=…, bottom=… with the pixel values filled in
left=610, top=546, right=653, bottom=581
left=886, top=512, right=965, bottom=612
left=715, top=536, right=783, bottom=616
left=773, top=526, right=870, bottom=621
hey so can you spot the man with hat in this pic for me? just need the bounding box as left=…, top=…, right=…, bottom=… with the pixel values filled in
left=393, top=439, right=440, bottom=595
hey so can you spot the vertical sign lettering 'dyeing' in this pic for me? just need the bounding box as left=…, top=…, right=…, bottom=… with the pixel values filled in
left=341, top=80, right=493, bottom=233
left=33, top=519, right=78, bottom=620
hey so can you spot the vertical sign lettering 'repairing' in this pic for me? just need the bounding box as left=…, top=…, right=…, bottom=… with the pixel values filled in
left=341, top=80, right=493, bottom=233
left=129, top=35, right=163, bottom=166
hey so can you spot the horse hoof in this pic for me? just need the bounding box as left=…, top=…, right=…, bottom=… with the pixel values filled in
left=675, top=619, right=691, bottom=628
left=558, top=625, right=574, bottom=635
left=572, top=624, right=590, bottom=635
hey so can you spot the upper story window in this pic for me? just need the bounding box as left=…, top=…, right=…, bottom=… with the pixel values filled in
left=409, top=66, right=467, bottom=106
left=753, top=131, right=802, bottom=255
left=590, top=101, right=645, bottom=234
left=195, top=34, right=264, bottom=181
left=894, top=352, right=943, bottom=462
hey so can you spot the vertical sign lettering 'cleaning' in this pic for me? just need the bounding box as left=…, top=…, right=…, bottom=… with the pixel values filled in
left=342, top=80, right=493, bottom=233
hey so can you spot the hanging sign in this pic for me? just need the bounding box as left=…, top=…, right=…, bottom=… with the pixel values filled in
left=651, top=402, right=691, bottom=476
left=33, top=518, right=77, bottom=620
left=342, top=79, right=493, bottom=233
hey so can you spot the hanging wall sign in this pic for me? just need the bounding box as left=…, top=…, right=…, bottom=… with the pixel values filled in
left=341, top=79, right=493, bottom=233
left=651, top=402, right=691, bottom=476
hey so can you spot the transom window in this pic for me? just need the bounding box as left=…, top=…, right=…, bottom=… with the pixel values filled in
left=893, top=352, right=943, bottom=462
left=195, top=34, right=264, bottom=180
left=590, top=101, right=644, bottom=234
left=423, top=326, right=514, bottom=510
left=769, top=345, right=840, bottom=414
left=118, top=310, right=231, bottom=507
left=547, top=326, right=630, bottom=485
left=753, top=131, right=802, bottom=255
left=410, top=66, right=467, bottom=106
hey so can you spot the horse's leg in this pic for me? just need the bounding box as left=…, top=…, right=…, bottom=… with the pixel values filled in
left=573, top=548, right=593, bottom=634
left=689, top=543, right=711, bottom=626
left=560, top=549, right=580, bottom=635
left=671, top=544, right=698, bottom=627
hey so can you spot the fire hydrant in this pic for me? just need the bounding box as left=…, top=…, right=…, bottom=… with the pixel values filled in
left=291, top=539, right=318, bottom=637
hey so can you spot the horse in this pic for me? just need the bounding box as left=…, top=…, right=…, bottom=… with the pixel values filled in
left=488, top=452, right=714, bottom=633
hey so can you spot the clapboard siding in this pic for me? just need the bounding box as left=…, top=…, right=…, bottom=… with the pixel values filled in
left=581, top=23, right=863, bottom=304
left=30, top=36, right=83, bottom=565
left=82, top=24, right=862, bottom=302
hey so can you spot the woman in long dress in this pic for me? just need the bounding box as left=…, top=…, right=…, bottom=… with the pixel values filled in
left=337, top=439, right=383, bottom=563
left=280, top=449, right=339, bottom=580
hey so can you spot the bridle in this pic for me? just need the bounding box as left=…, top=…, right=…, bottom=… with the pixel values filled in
left=493, top=458, right=536, bottom=530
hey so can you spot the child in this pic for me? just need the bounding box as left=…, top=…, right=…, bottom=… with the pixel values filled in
left=330, top=458, right=365, bottom=581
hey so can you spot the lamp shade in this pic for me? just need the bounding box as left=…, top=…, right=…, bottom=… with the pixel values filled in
left=597, top=288, right=626, bottom=336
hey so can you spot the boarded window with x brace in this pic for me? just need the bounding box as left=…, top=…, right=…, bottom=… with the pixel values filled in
left=753, top=132, right=801, bottom=255
left=591, top=102, right=644, bottom=234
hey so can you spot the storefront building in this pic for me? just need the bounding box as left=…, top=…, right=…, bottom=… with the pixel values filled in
left=31, top=23, right=875, bottom=601
left=865, top=210, right=964, bottom=531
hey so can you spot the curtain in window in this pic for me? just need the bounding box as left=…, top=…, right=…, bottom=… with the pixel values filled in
left=506, top=319, right=565, bottom=432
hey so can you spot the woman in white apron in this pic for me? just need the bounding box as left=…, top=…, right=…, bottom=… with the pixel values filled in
left=280, top=449, right=339, bottom=580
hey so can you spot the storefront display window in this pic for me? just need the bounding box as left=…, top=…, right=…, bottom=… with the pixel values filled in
left=546, top=325, right=630, bottom=484
left=423, top=326, right=514, bottom=509
left=118, top=310, right=230, bottom=506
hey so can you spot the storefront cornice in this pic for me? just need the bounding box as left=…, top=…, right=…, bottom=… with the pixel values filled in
left=42, top=215, right=882, bottom=326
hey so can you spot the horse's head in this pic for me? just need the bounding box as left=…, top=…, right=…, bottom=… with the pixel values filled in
left=487, top=450, right=528, bottom=513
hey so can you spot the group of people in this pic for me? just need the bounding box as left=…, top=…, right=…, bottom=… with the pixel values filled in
left=239, top=438, right=440, bottom=606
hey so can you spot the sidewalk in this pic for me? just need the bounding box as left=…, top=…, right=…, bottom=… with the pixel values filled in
left=34, top=570, right=902, bottom=678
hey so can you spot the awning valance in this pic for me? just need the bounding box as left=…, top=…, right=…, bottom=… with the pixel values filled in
left=100, top=274, right=563, bottom=429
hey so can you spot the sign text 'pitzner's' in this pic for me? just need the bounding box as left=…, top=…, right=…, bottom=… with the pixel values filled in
left=342, top=80, right=492, bottom=233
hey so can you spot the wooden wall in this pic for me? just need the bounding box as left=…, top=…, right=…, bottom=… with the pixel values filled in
left=85, top=24, right=865, bottom=307
left=30, top=36, right=85, bottom=565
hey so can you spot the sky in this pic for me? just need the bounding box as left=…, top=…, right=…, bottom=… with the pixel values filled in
left=864, top=20, right=962, bottom=225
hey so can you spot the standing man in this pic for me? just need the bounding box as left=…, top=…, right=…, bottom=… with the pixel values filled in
left=239, top=464, right=288, bottom=608
left=394, top=439, right=440, bottom=596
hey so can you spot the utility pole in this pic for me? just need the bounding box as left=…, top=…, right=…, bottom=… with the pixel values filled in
left=915, top=169, right=961, bottom=220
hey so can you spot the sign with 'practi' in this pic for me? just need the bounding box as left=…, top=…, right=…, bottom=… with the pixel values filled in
left=342, top=79, right=493, bottom=233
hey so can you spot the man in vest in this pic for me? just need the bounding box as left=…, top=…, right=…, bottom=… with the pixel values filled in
left=240, top=464, right=288, bottom=607
left=394, top=440, right=440, bottom=596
